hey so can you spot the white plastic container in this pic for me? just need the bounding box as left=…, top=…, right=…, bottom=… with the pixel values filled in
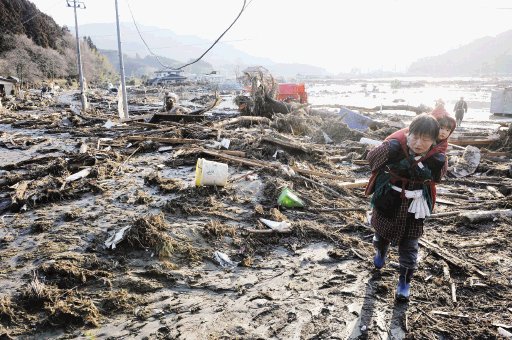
left=359, top=137, right=383, bottom=146
left=195, top=158, right=229, bottom=187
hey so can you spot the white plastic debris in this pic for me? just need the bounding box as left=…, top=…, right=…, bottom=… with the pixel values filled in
left=104, top=225, right=132, bottom=249
left=158, top=146, right=174, bottom=152
left=206, top=138, right=231, bottom=149
left=359, top=137, right=382, bottom=146
left=272, top=149, right=284, bottom=158
left=213, top=251, right=239, bottom=268
left=65, top=168, right=91, bottom=183
left=97, top=138, right=114, bottom=149
left=61, top=168, right=91, bottom=190
left=449, top=145, right=481, bottom=178
left=279, top=164, right=296, bottom=177
left=103, top=120, right=115, bottom=129
left=79, top=143, right=88, bottom=154
left=322, top=131, right=333, bottom=144
left=259, top=218, right=292, bottom=233
left=498, top=327, right=512, bottom=338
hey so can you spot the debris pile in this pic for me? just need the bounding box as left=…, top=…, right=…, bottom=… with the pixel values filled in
left=0, top=82, right=511, bottom=338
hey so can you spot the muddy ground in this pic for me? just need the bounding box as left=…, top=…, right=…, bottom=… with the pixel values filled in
left=1, top=84, right=512, bottom=339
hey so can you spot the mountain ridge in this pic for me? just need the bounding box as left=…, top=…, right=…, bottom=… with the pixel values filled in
left=76, top=22, right=328, bottom=78
left=408, top=30, right=512, bottom=76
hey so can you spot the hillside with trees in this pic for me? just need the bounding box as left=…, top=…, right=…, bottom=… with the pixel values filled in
left=408, top=30, right=512, bottom=76
left=0, top=0, right=116, bottom=87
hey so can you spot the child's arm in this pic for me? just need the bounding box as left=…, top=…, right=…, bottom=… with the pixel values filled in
left=425, top=152, right=447, bottom=182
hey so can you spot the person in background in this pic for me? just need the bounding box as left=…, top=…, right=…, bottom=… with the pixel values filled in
left=365, top=114, right=447, bottom=301
left=453, top=97, right=468, bottom=127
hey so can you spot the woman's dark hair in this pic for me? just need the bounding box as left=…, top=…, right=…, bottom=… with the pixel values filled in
left=408, top=114, right=439, bottom=141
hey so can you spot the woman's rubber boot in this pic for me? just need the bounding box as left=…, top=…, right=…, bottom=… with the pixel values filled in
left=373, top=237, right=389, bottom=270
left=396, top=266, right=414, bottom=301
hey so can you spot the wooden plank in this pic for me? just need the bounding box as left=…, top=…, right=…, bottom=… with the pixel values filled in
left=261, top=136, right=311, bottom=153
left=419, top=238, right=488, bottom=278
left=201, top=149, right=276, bottom=169
left=456, top=239, right=498, bottom=249
left=448, top=138, right=500, bottom=146
left=336, top=180, right=369, bottom=189
left=291, top=166, right=351, bottom=182
left=213, top=116, right=271, bottom=128
left=451, top=282, right=457, bottom=303
left=436, top=198, right=458, bottom=206
left=126, top=136, right=203, bottom=144
left=431, top=311, right=469, bottom=319
left=459, top=209, right=512, bottom=223
left=428, top=211, right=461, bottom=219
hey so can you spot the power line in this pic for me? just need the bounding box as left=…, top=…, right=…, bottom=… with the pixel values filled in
left=125, top=0, right=249, bottom=70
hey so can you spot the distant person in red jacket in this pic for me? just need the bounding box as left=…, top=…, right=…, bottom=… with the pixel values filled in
left=453, top=97, right=468, bottom=127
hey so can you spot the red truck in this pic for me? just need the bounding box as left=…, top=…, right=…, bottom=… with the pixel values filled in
left=276, top=83, right=308, bottom=104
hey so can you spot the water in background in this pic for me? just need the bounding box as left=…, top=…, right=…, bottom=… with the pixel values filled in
left=306, top=77, right=512, bottom=123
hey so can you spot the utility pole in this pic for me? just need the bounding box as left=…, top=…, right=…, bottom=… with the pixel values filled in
left=115, top=0, right=129, bottom=119
left=67, top=0, right=88, bottom=112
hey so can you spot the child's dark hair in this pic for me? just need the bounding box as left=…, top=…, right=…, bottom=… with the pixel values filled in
left=437, top=116, right=455, bottom=130
left=408, top=114, right=439, bottom=141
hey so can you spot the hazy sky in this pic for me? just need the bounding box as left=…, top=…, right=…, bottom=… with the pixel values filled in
left=32, top=0, right=512, bottom=73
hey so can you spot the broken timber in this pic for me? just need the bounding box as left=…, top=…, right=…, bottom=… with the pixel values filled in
left=126, top=136, right=203, bottom=144
left=201, top=149, right=366, bottom=187
left=149, top=114, right=207, bottom=124
left=213, top=116, right=271, bottom=129
left=459, top=209, right=512, bottom=224
left=419, top=238, right=488, bottom=278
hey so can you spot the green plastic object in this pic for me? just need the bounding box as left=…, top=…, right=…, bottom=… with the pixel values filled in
left=277, top=187, right=305, bottom=208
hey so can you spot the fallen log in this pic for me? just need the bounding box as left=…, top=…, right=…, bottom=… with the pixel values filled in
left=459, top=209, right=512, bottom=223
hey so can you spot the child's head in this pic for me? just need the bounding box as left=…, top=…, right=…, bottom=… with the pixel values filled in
left=430, top=108, right=456, bottom=141
left=407, top=114, right=439, bottom=155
